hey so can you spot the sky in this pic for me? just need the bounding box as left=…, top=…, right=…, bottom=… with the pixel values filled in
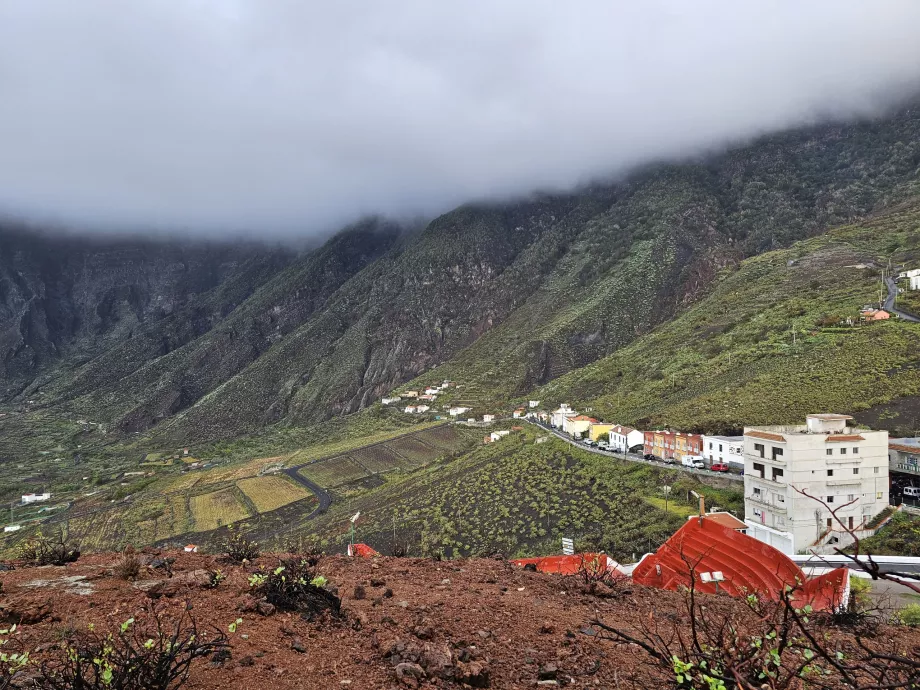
left=2, top=1, right=920, bottom=238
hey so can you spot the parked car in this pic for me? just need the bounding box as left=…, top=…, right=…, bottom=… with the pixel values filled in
left=643, top=453, right=656, bottom=461
left=710, top=463, right=730, bottom=473
left=681, top=456, right=706, bottom=469
left=582, top=439, right=596, bottom=447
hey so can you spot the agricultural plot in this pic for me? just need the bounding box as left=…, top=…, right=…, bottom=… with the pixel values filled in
left=413, top=425, right=465, bottom=451
left=349, top=444, right=405, bottom=474
left=67, top=507, right=131, bottom=550
left=384, top=437, right=441, bottom=467
left=189, top=489, right=250, bottom=531
left=299, top=457, right=369, bottom=487
left=303, top=433, right=743, bottom=561
left=237, top=475, right=310, bottom=512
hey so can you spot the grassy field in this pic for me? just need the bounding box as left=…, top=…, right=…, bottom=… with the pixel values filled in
left=237, top=475, right=310, bottom=513
left=298, top=427, right=743, bottom=561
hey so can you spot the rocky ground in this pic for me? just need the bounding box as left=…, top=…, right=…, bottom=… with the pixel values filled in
left=0, top=550, right=918, bottom=689
left=0, top=550, right=656, bottom=689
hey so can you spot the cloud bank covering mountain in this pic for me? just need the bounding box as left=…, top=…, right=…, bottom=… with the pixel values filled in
left=2, top=1, right=920, bottom=236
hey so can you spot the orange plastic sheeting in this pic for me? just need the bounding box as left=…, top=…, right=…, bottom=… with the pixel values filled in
left=347, top=543, right=380, bottom=558
left=632, top=517, right=849, bottom=612
left=511, top=553, right=619, bottom=576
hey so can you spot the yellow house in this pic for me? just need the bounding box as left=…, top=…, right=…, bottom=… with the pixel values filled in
left=588, top=423, right=615, bottom=442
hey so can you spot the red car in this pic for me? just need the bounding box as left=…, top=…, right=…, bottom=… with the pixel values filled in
left=710, top=463, right=730, bottom=473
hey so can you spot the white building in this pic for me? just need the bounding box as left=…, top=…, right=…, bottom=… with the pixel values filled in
left=702, top=435, right=745, bottom=468
left=911, top=276, right=920, bottom=291
left=743, top=414, right=889, bottom=555
left=448, top=406, right=470, bottom=417
left=424, top=388, right=440, bottom=396
left=21, top=493, right=51, bottom=504
left=551, top=404, right=576, bottom=429
left=899, top=268, right=920, bottom=278
left=889, top=438, right=920, bottom=479
left=381, top=396, right=402, bottom=405
left=528, top=400, right=540, bottom=408
left=610, top=425, right=644, bottom=453
left=512, top=408, right=525, bottom=418
left=482, top=414, right=496, bottom=423
left=490, top=430, right=511, bottom=442
left=415, top=405, right=430, bottom=413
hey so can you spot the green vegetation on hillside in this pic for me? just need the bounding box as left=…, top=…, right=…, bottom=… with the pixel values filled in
left=860, top=511, right=920, bottom=556
left=294, top=428, right=742, bottom=562
left=535, top=202, right=920, bottom=434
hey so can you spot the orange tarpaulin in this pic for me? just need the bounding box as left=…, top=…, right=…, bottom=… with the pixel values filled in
left=512, top=553, right=620, bottom=576
left=347, top=543, right=380, bottom=558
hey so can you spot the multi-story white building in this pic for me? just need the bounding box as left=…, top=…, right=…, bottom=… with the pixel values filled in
left=743, top=414, right=889, bottom=555
left=702, top=435, right=744, bottom=468
left=551, top=404, right=576, bottom=429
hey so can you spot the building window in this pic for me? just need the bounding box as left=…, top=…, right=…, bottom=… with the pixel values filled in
left=841, top=448, right=847, bottom=455
left=853, top=447, right=859, bottom=454
left=827, top=496, right=834, bottom=503
left=876, top=491, right=883, bottom=499
left=754, top=443, right=765, bottom=458
left=753, top=462, right=765, bottom=479
left=874, top=467, right=880, bottom=474
left=719, top=444, right=723, bottom=452
left=708, top=442, right=712, bottom=449
left=827, top=469, right=834, bottom=477
left=848, top=516, right=854, bottom=529
left=847, top=494, right=855, bottom=502
left=853, top=468, right=859, bottom=475
left=826, top=518, right=832, bottom=528
left=772, top=468, right=784, bottom=481
left=826, top=448, right=833, bottom=456
left=753, top=487, right=762, bottom=497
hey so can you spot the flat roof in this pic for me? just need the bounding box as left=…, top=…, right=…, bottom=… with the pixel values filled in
left=806, top=414, right=854, bottom=421
left=692, top=512, right=747, bottom=531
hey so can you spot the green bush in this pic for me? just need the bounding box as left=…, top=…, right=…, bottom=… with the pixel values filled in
left=898, top=603, right=920, bottom=627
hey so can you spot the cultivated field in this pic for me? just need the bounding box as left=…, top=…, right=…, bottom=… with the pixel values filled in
left=237, top=475, right=310, bottom=512
left=296, top=425, right=475, bottom=489
left=189, top=489, right=250, bottom=532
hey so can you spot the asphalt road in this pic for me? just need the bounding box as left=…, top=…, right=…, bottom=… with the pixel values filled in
left=884, top=276, right=920, bottom=322
left=282, top=466, right=333, bottom=519
left=528, top=420, right=744, bottom=484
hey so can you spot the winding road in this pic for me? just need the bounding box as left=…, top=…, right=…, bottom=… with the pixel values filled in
left=282, top=467, right=333, bottom=519
left=884, top=276, right=920, bottom=322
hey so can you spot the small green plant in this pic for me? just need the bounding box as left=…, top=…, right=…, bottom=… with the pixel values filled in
left=248, top=558, right=340, bottom=618
left=898, top=603, right=920, bottom=627
left=221, top=526, right=260, bottom=563
left=209, top=570, right=226, bottom=588
left=228, top=618, right=243, bottom=634
left=0, top=624, right=30, bottom=684
left=39, top=609, right=229, bottom=690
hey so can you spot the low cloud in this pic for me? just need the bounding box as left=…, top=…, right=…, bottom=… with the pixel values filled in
left=2, top=1, right=920, bottom=237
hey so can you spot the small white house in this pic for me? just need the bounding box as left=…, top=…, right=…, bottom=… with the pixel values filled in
left=483, top=414, right=496, bottom=422
left=415, top=404, right=431, bottom=413
left=512, top=408, right=525, bottom=418
left=382, top=396, right=402, bottom=405
left=529, top=400, right=540, bottom=408
left=21, top=493, right=51, bottom=504
left=899, top=268, right=920, bottom=278
left=610, top=425, right=644, bottom=453
left=911, top=276, right=920, bottom=291
left=184, top=544, right=199, bottom=553
left=4, top=525, right=21, bottom=533
left=449, top=406, right=470, bottom=417
left=702, top=435, right=745, bottom=467
left=490, top=430, right=511, bottom=442
left=404, top=405, right=418, bottom=414
left=424, top=388, right=440, bottom=396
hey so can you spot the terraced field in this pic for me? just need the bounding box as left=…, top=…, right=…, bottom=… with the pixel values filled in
left=296, top=425, right=477, bottom=489
left=237, top=475, right=310, bottom=512
left=189, top=489, right=250, bottom=531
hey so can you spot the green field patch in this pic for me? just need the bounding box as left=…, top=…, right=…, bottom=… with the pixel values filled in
left=349, top=445, right=406, bottom=474
left=189, top=488, right=251, bottom=531
left=299, top=457, right=370, bottom=487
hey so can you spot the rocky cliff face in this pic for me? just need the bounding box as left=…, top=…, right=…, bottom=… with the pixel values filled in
left=3, top=105, right=920, bottom=442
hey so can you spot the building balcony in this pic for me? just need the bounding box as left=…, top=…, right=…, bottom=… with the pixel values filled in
left=826, top=477, right=863, bottom=487
left=748, top=475, right=787, bottom=489
left=746, top=495, right=788, bottom=514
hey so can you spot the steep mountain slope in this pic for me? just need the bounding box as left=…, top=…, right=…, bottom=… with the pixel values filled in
left=0, top=227, right=292, bottom=399
left=535, top=200, right=920, bottom=435
left=3, top=105, right=920, bottom=445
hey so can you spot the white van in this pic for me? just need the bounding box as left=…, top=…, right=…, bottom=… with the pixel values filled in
left=904, top=486, right=920, bottom=499
left=681, top=455, right=706, bottom=469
